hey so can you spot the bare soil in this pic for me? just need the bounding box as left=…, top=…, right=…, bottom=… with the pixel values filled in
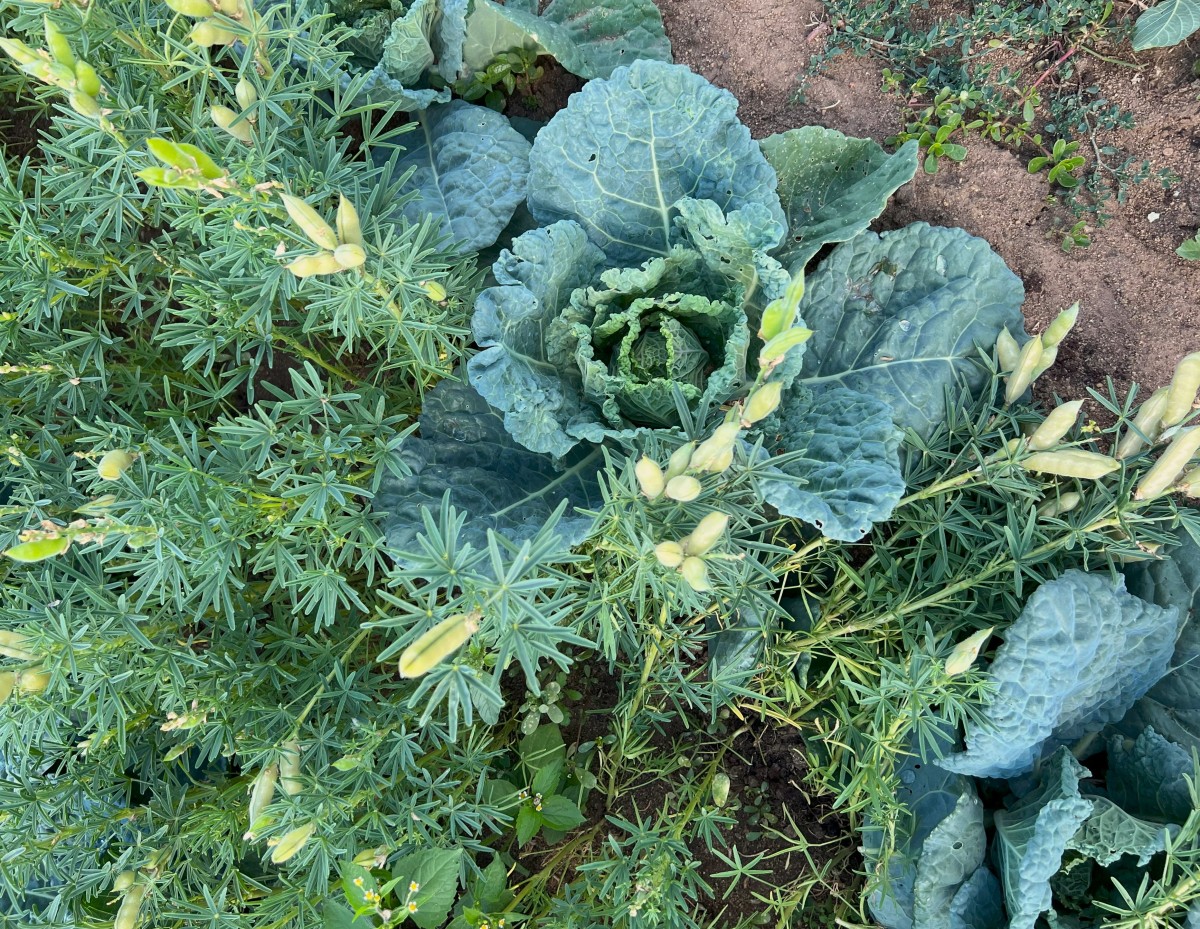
left=656, top=0, right=1200, bottom=402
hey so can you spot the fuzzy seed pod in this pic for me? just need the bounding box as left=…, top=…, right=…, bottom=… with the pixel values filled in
left=689, top=423, right=740, bottom=473
left=1037, top=491, right=1082, bottom=518
left=0, top=672, right=15, bottom=706
left=1027, top=400, right=1085, bottom=451
left=280, top=194, right=339, bottom=250
left=944, top=627, right=993, bottom=677
left=995, top=328, right=1020, bottom=372
left=336, top=195, right=363, bottom=247
left=1022, top=450, right=1120, bottom=480
left=664, top=442, right=695, bottom=480
left=188, top=21, right=237, bottom=46
left=1135, top=427, right=1200, bottom=500
left=4, top=536, right=70, bottom=563
left=711, top=772, right=730, bottom=807
left=333, top=243, right=366, bottom=269
left=0, top=630, right=36, bottom=661
left=279, top=741, right=302, bottom=796
left=0, top=38, right=40, bottom=66
left=665, top=475, right=701, bottom=502
left=270, top=821, right=315, bottom=864
left=1031, top=344, right=1058, bottom=381
left=234, top=77, right=257, bottom=111
left=146, top=139, right=224, bottom=179
left=74, top=61, right=101, bottom=97
left=683, top=512, right=729, bottom=557
left=398, top=611, right=481, bottom=678
left=654, top=541, right=685, bottom=568
left=759, top=326, right=813, bottom=366
left=1040, top=303, right=1079, bottom=349
left=420, top=280, right=447, bottom=302
left=114, top=882, right=147, bottom=929
left=742, top=382, right=783, bottom=425
left=43, top=18, right=75, bottom=68
left=1179, top=466, right=1200, bottom=497
left=1116, top=387, right=1169, bottom=459
left=634, top=456, right=665, bottom=500
left=16, top=668, right=51, bottom=693
left=1004, top=337, right=1045, bottom=406
left=285, top=252, right=343, bottom=278
left=211, top=106, right=252, bottom=143
left=165, top=0, right=216, bottom=15
left=113, top=871, right=137, bottom=893
left=97, top=449, right=135, bottom=481
left=758, top=271, right=805, bottom=341
left=246, top=763, right=279, bottom=838
left=69, top=90, right=100, bottom=118
left=679, top=556, right=710, bottom=592
left=1162, top=352, right=1200, bottom=429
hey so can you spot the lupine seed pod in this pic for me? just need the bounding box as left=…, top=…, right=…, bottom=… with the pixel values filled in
left=398, top=611, right=481, bottom=678
left=211, top=106, right=252, bottom=143
left=234, top=77, right=257, bottom=111
left=665, top=475, right=701, bottom=502
left=945, top=627, right=993, bottom=677
left=333, top=243, right=366, bottom=269
left=1116, top=387, right=1169, bottom=459
left=336, top=195, right=363, bottom=247
left=420, top=280, right=447, bottom=302
left=1037, top=491, right=1082, bottom=518
left=0, top=630, right=36, bottom=661
left=97, top=449, right=135, bottom=481
left=1031, top=344, right=1058, bottom=380
left=683, top=512, right=729, bottom=557
left=1135, top=427, right=1200, bottom=500
left=1004, top=337, right=1045, bottom=406
left=634, top=456, right=665, bottom=500
left=44, top=18, right=75, bottom=68
left=1179, top=466, right=1200, bottom=497
left=279, top=741, right=302, bottom=796
left=758, top=326, right=813, bottom=366
left=664, top=442, right=695, bottom=480
left=113, top=881, right=148, bottom=929
left=1022, top=450, right=1120, bottom=480
left=25, top=58, right=76, bottom=89
left=16, top=668, right=51, bottom=692
left=711, top=772, right=730, bottom=807
left=113, top=871, right=137, bottom=893
left=246, top=763, right=279, bottom=839
left=1162, top=352, right=1200, bottom=429
left=285, top=253, right=343, bottom=278
left=270, top=821, right=315, bottom=864
left=189, top=21, right=237, bottom=46
left=74, top=61, right=101, bottom=97
left=145, top=138, right=224, bottom=179
left=689, top=423, right=740, bottom=472
left=70, top=90, right=101, bottom=118
left=4, top=536, right=70, bottom=563
left=280, top=194, right=339, bottom=250
left=0, top=38, right=40, bottom=66
left=0, top=672, right=15, bottom=706
left=1027, top=400, right=1085, bottom=451
left=679, top=556, right=710, bottom=592
left=654, top=541, right=684, bottom=568
left=758, top=271, right=805, bottom=340
left=1040, top=303, right=1079, bottom=349
left=995, top=328, right=1020, bottom=372
left=165, top=0, right=216, bottom=15
left=742, top=382, right=783, bottom=425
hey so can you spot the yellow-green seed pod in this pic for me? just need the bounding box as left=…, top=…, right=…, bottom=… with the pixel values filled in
left=352, top=846, right=387, bottom=868
left=664, top=442, right=695, bottom=480
left=211, top=105, right=252, bottom=143
left=1037, top=491, right=1082, bottom=519
left=1179, top=465, right=1200, bottom=497
left=44, top=17, right=75, bottom=68
left=0, top=672, right=15, bottom=706
left=145, top=138, right=223, bottom=179
left=1005, top=337, right=1045, bottom=406
left=279, top=741, right=302, bottom=796
left=17, top=667, right=51, bottom=693
left=69, top=90, right=100, bottom=118
left=336, top=194, right=363, bottom=247
left=689, top=422, right=741, bottom=472
left=711, top=772, right=730, bottom=807
left=234, top=77, right=257, bottom=111
left=759, top=326, right=814, bottom=366
left=333, top=243, right=366, bottom=269
left=1027, top=400, right=1085, bottom=451
left=0, top=630, right=36, bottom=661
left=246, top=763, right=278, bottom=839
left=758, top=271, right=805, bottom=340
left=679, top=556, right=710, bottom=592
left=97, top=449, right=135, bottom=481
left=74, top=61, right=101, bottom=97
left=0, top=38, right=40, bottom=66
left=1116, top=387, right=1169, bottom=459
left=114, top=881, right=147, bottom=929
left=270, top=821, right=315, bottom=865
left=189, top=20, right=237, bottom=46
left=742, top=382, right=783, bottom=425
left=1022, top=450, right=1120, bottom=480
left=665, top=475, right=701, bottom=503
left=634, top=456, right=665, bottom=500
left=113, top=870, right=137, bottom=893
left=1032, top=344, right=1059, bottom=380
left=285, top=252, right=343, bottom=278
left=280, top=194, right=338, bottom=250
left=944, top=627, right=993, bottom=677
left=1135, top=427, right=1200, bottom=500
left=4, top=536, right=70, bottom=563
left=654, top=541, right=684, bottom=569
left=1162, top=352, right=1200, bottom=429
left=165, top=0, right=216, bottom=15
left=683, top=512, right=729, bottom=557
left=995, top=328, right=1020, bottom=372
left=1040, top=302, right=1079, bottom=349
left=398, top=611, right=481, bottom=678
